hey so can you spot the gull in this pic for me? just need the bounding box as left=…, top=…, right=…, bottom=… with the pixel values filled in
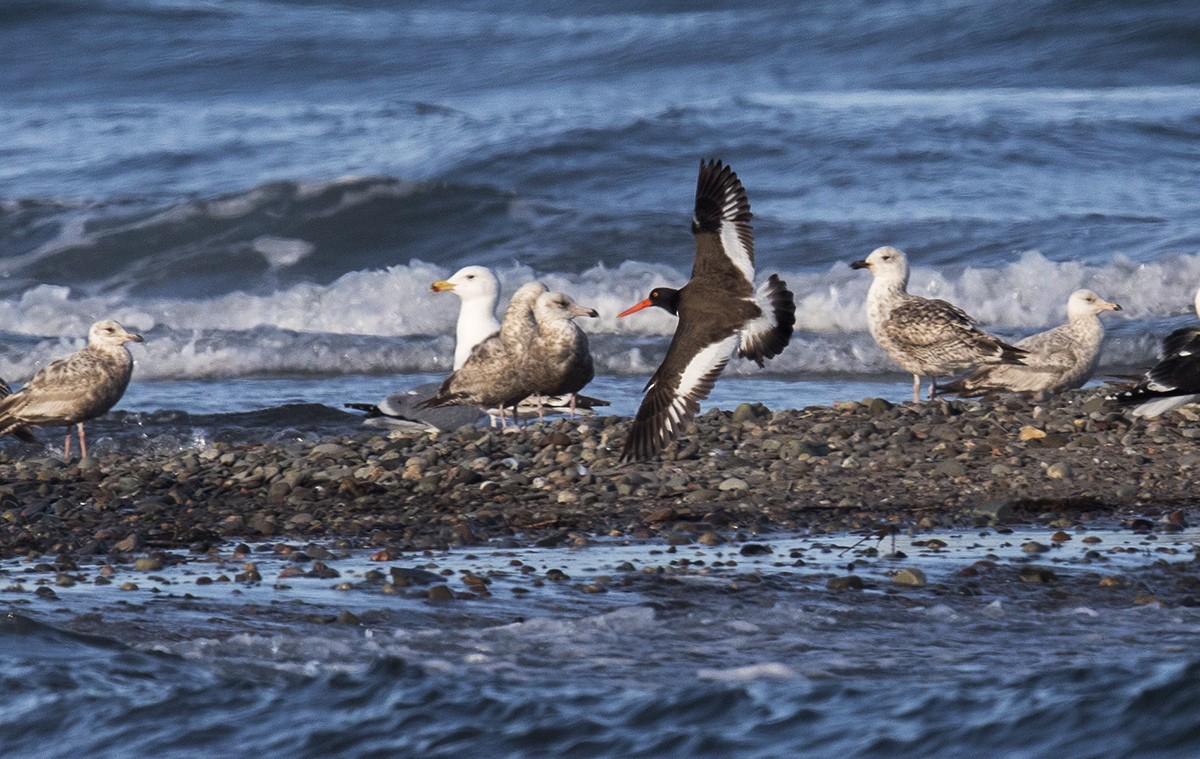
left=0, top=320, right=143, bottom=458
left=941, top=289, right=1121, bottom=398
left=851, top=246, right=1025, bottom=403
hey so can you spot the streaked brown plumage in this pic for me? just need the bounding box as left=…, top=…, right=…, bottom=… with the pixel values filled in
left=0, top=320, right=143, bottom=457
left=524, top=291, right=598, bottom=417
left=941, top=289, right=1120, bottom=398
left=851, top=246, right=1025, bottom=402
left=419, top=282, right=547, bottom=425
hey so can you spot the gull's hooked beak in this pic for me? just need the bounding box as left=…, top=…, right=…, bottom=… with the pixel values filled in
left=430, top=279, right=455, bottom=293
left=571, top=304, right=599, bottom=318
left=850, top=259, right=870, bottom=270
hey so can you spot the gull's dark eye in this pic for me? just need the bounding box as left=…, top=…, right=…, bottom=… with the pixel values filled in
left=466, top=274, right=475, bottom=280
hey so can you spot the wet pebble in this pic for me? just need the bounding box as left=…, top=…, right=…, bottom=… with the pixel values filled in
left=892, top=568, right=927, bottom=587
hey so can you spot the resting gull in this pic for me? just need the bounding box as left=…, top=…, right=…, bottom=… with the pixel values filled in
left=419, top=281, right=548, bottom=426
left=344, top=266, right=502, bottom=430
left=851, top=246, right=1026, bottom=403
left=0, top=320, right=143, bottom=458
left=524, top=291, right=598, bottom=418
left=1109, top=287, right=1200, bottom=418
left=940, top=289, right=1121, bottom=398
left=346, top=267, right=608, bottom=430
left=619, top=159, right=795, bottom=461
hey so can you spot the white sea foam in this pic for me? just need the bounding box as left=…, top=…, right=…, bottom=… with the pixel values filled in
left=252, top=236, right=315, bottom=269
left=697, top=662, right=797, bottom=681
left=0, top=252, right=1194, bottom=380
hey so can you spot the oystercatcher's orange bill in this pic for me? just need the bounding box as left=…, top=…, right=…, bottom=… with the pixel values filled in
left=617, top=299, right=653, bottom=318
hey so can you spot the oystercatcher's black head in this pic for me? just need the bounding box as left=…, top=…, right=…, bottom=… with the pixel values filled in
left=618, top=287, right=681, bottom=318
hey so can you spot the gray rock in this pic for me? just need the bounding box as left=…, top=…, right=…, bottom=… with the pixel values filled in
left=971, top=500, right=1015, bottom=523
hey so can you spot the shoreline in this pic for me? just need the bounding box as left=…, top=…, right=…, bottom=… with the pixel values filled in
left=0, top=388, right=1192, bottom=562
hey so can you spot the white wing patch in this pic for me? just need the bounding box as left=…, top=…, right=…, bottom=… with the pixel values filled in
left=739, top=283, right=777, bottom=356
left=719, top=219, right=754, bottom=284
left=1132, top=394, right=1200, bottom=418
left=669, top=335, right=738, bottom=425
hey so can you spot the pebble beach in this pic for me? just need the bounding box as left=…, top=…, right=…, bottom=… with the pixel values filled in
left=1, top=388, right=1192, bottom=564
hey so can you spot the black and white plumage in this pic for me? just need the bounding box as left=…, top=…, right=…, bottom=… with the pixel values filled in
left=419, top=282, right=548, bottom=425
left=851, top=246, right=1026, bottom=403
left=1109, top=289, right=1200, bottom=417
left=0, top=320, right=143, bottom=458
left=524, top=291, right=598, bottom=417
left=940, top=289, right=1121, bottom=398
left=619, top=159, right=796, bottom=462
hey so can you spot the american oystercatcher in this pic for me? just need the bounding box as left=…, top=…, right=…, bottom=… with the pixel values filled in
left=618, top=159, right=796, bottom=461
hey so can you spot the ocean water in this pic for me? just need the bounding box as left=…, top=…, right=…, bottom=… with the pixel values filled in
left=3, top=0, right=1200, bottom=755
left=7, top=529, right=1200, bottom=758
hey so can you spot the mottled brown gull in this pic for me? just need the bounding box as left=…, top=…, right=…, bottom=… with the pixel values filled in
left=523, top=291, right=598, bottom=418
left=0, top=380, right=36, bottom=443
left=419, top=281, right=548, bottom=426
left=851, top=246, right=1025, bottom=403
left=941, top=289, right=1121, bottom=398
left=0, top=320, right=143, bottom=457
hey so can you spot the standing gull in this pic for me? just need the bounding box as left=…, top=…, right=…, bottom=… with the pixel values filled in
left=851, top=246, right=1026, bottom=403
left=524, top=291, right=598, bottom=418
left=345, top=269, right=607, bottom=430
left=940, top=289, right=1122, bottom=398
left=1109, top=287, right=1200, bottom=417
left=0, top=320, right=143, bottom=458
left=619, top=159, right=796, bottom=462
left=419, top=281, right=548, bottom=425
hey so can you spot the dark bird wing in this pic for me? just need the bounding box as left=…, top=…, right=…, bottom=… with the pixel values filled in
left=738, top=273, right=796, bottom=367
left=690, top=159, right=755, bottom=289
left=621, top=329, right=737, bottom=462
left=1108, top=328, right=1200, bottom=416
